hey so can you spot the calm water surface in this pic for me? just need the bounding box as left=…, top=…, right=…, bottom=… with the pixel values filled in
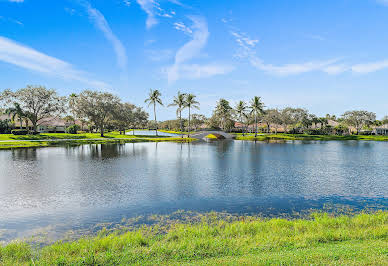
left=126, top=130, right=177, bottom=136
left=0, top=140, right=387, bottom=241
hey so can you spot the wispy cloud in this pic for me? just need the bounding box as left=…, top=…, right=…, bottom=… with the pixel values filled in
left=351, top=60, right=388, bottom=73
left=136, top=0, right=176, bottom=29
left=230, top=29, right=340, bottom=76
left=6, top=0, right=24, bottom=2
left=168, top=16, right=233, bottom=83
left=0, top=16, right=23, bottom=26
left=173, top=22, right=192, bottom=35
left=0, top=36, right=108, bottom=88
left=80, top=1, right=128, bottom=72
left=230, top=28, right=388, bottom=76
left=169, top=63, right=234, bottom=80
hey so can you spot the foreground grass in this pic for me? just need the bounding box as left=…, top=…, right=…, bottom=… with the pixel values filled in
left=1, top=212, right=387, bottom=265
left=235, top=133, right=388, bottom=142
left=0, top=132, right=195, bottom=149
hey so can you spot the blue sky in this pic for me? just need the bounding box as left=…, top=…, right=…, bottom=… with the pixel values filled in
left=1, top=0, right=388, bottom=120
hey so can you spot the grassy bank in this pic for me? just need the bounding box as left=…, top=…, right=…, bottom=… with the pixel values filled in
left=0, top=132, right=195, bottom=149
left=235, top=133, right=388, bottom=142
left=1, top=211, right=386, bottom=265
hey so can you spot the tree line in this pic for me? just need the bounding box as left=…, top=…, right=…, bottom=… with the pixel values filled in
left=207, top=98, right=387, bottom=136
left=0, top=85, right=148, bottom=136
left=1, top=85, right=387, bottom=136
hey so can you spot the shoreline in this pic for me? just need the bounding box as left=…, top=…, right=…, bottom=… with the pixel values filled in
left=0, top=132, right=196, bottom=150
left=1, top=132, right=388, bottom=150
left=1, top=211, right=386, bottom=265
left=235, top=133, right=388, bottom=141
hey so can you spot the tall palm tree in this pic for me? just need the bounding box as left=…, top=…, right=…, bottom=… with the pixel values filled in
left=185, top=94, right=200, bottom=137
left=5, top=103, right=26, bottom=130
left=235, top=101, right=248, bottom=136
left=168, top=91, right=187, bottom=138
left=250, top=96, right=265, bottom=137
left=145, top=89, right=163, bottom=136
left=215, top=99, right=233, bottom=131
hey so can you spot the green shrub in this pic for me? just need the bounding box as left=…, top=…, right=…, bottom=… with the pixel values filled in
left=11, top=129, right=28, bottom=135
left=66, top=125, right=80, bottom=134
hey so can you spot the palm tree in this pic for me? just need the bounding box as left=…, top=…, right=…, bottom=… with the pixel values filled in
left=185, top=94, right=200, bottom=137
left=235, top=101, right=248, bottom=136
left=5, top=103, right=26, bottom=130
left=250, top=96, right=265, bottom=137
left=215, top=99, right=233, bottom=131
left=168, top=91, right=187, bottom=138
left=145, top=89, right=163, bottom=136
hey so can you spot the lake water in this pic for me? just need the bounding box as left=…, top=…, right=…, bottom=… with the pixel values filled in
left=0, top=140, right=387, bottom=242
left=126, top=130, right=178, bottom=136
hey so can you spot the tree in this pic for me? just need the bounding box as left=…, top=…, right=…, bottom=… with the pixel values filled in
left=280, top=107, right=309, bottom=133
left=185, top=94, right=200, bottom=137
left=0, top=118, right=11, bottom=134
left=250, top=96, right=265, bottom=137
left=145, top=89, right=163, bottom=136
left=168, top=91, right=186, bottom=138
left=113, top=102, right=136, bottom=135
left=234, top=101, right=248, bottom=135
left=214, top=99, right=233, bottom=131
left=191, top=114, right=206, bottom=131
left=262, top=109, right=282, bottom=134
left=64, top=115, right=75, bottom=126
left=342, top=110, right=376, bottom=135
left=1, top=86, right=66, bottom=133
left=71, top=90, right=121, bottom=137
left=131, top=107, right=149, bottom=135
left=5, top=102, right=27, bottom=130
left=382, top=116, right=388, bottom=125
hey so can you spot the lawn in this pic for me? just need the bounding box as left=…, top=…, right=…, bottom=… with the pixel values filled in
left=235, top=133, right=388, bottom=141
left=0, top=132, right=195, bottom=149
left=0, top=211, right=386, bottom=265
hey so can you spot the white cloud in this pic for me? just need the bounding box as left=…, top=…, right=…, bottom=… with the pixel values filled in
left=168, top=16, right=208, bottom=83
left=6, top=0, right=24, bottom=2
left=351, top=60, right=388, bottom=73
left=137, top=0, right=158, bottom=29
left=167, top=16, right=233, bottom=83
left=323, top=64, right=349, bottom=75
left=168, top=63, right=234, bottom=80
left=136, top=0, right=176, bottom=29
left=230, top=28, right=388, bottom=76
left=173, top=22, right=192, bottom=35
left=251, top=58, right=340, bottom=76
left=0, top=36, right=108, bottom=88
left=82, top=1, right=128, bottom=72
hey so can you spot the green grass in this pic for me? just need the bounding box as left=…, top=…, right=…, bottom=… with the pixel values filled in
left=0, top=132, right=196, bottom=149
left=0, top=212, right=386, bottom=265
left=235, top=133, right=388, bottom=142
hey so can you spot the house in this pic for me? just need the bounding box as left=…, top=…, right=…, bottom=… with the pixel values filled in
left=374, top=124, right=388, bottom=135
left=0, top=114, right=82, bottom=133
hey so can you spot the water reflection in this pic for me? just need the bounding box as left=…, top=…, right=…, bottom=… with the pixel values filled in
left=0, top=140, right=387, bottom=241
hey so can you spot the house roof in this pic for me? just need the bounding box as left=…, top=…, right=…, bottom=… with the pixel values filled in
left=0, top=114, right=83, bottom=127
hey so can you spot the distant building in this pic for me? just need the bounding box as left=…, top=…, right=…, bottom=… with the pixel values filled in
left=374, top=124, right=388, bottom=135
left=0, top=114, right=82, bottom=133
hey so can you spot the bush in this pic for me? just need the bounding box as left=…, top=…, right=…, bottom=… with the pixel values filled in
left=11, top=129, right=28, bottom=135
left=66, top=124, right=80, bottom=134
left=0, top=119, right=12, bottom=134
